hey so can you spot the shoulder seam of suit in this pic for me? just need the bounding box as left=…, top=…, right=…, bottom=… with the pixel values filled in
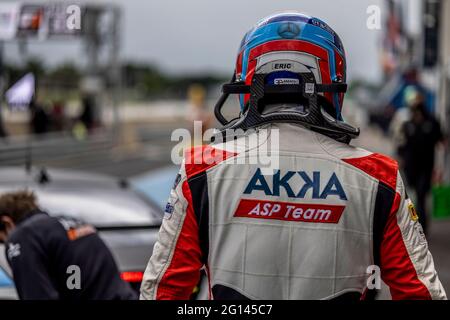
left=342, top=153, right=398, bottom=190
left=184, top=145, right=238, bottom=179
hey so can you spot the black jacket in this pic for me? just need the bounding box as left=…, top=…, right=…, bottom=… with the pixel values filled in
left=399, top=114, right=443, bottom=182
left=5, top=210, right=136, bottom=300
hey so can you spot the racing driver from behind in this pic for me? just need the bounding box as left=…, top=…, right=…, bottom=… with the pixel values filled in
left=140, top=12, right=447, bottom=300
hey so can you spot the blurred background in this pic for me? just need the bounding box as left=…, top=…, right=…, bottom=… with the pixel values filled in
left=0, top=0, right=449, bottom=299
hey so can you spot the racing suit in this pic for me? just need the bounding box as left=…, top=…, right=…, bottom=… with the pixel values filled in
left=140, top=123, right=447, bottom=300
left=5, top=210, right=136, bottom=300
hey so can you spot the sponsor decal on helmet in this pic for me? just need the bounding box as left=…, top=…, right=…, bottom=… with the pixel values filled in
left=309, top=18, right=335, bottom=36
left=277, top=22, right=301, bottom=39
left=309, top=18, right=343, bottom=51
left=305, top=83, right=315, bottom=94
left=265, top=70, right=301, bottom=86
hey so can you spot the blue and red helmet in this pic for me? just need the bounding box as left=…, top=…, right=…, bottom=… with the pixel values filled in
left=235, top=12, right=347, bottom=119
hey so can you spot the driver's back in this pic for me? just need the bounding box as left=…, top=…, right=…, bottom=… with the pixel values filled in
left=141, top=123, right=446, bottom=300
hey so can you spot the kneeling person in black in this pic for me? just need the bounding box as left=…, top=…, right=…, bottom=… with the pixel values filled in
left=0, top=190, right=136, bottom=300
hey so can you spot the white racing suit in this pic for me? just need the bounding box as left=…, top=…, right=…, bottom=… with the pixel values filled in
left=140, top=123, right=447, bottom=300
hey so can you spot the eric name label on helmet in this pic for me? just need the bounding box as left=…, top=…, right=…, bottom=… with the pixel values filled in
left=272, top=63, right=292, bottom=70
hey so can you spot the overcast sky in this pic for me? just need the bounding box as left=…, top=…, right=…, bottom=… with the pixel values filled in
left=3, top=0, right=390, bottom=83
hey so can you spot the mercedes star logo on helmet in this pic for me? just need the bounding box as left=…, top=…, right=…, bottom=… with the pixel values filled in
left=277, top=22, right=301, bottom=39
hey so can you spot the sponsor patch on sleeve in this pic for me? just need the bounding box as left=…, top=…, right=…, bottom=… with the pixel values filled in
left=407, top=200, right=419, bottom=222
left=164, top=189, right=179, bottom=220
left=67, top=225, right=96, bottom=241
left=164, top=202, right=175, bottom=218
left=172, top=173, right=181, bottom=189
left=162, top=174, right=182, bottom=220
left=57, top=216, right=96, bottom=241
left=7, top=243, right=21, bottom=260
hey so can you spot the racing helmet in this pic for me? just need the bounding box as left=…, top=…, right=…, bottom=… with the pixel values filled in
left=237, top=12, right=346, bottom=118
left=214, top=12, right=359, bottom=142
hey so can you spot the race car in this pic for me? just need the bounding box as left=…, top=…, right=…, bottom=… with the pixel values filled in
left=0, top=166, right=170, bottom=299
